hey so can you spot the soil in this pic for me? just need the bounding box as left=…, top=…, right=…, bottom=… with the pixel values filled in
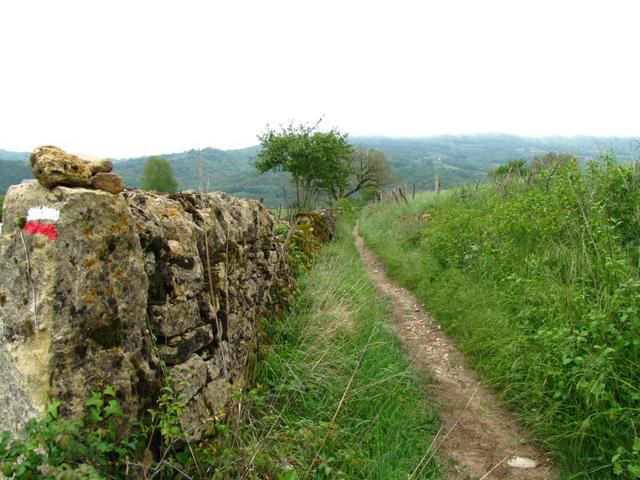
left=354, top=222, right=555, bottom=480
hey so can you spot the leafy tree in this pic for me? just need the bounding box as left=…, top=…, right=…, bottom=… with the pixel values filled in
left=141, top=157, right=178, bottom=193
left=489, top=158, right=528, bottom=177
left=255, top=121, right=352, bottom=209
left=335, top=146, right=391, bottom=200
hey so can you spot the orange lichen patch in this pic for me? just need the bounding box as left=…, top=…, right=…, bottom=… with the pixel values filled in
left=162, top=207, right=181, bottom=220
left=135, top=224, right=149, bottom=234
left=105, top=286, right=115, bottom=297
left=114, top=267, right=125, bottom=279
left=84, top=258, right=97, bottom=268
left=84, top=291, right=97, bottom=305
left=109, top=216, right=130, bottom=235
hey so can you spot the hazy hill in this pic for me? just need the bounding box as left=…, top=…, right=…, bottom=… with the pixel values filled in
left=352, top=135, right=638, bottom=191
left=112, top=146, right=290, bottom=204
left=2, top=135, right=638, bottom=205
left=0, top=149, right=29, bottom=162
left=0, top=148, right=31, bottom=196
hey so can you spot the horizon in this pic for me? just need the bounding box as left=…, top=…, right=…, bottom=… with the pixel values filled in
left=2, top=131, right=640, bottom=159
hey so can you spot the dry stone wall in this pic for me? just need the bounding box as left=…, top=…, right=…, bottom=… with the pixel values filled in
left=0, top=181, right=295, bottom=439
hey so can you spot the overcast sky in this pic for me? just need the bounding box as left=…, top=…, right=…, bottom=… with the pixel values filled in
left=1, top=0, right=638, bottom=157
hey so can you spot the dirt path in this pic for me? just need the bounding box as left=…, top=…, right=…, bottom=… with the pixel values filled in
left=354, top=222, right=555, bottom=480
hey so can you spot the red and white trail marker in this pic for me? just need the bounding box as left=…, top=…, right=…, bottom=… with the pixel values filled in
left=23, top=206, right=60, bottom=240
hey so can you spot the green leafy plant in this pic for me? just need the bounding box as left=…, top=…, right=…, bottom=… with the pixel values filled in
left=0, top=386, right=140, bottom=479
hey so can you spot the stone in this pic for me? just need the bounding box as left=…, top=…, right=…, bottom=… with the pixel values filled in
left=84, top=157, right=113, bottom=175
left=180, top=393, right=215, bottom=441
left=148, top=299, right=201, bottom=338
left=169, top=354, right=207, bottom=402
left=30, top=146, right=94, bottom=189
left=202, top=378, right=231, bottom=415
left=0, top=181, right=155, bottom=435
left=507, top=456, right=539, bottom=469
left=92, top=172, right=124, bottom=194
left=157, top=325, right=214, bottom=365
left=204, top=354, right=223, bottom=381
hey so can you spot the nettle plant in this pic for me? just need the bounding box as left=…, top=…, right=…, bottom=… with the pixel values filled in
left=0, top=378, right=195, bottom=480
left=0, top=386, right=138, bottom=479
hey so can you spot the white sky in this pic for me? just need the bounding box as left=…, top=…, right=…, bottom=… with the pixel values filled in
left=1, top=0, right=639, bottom=158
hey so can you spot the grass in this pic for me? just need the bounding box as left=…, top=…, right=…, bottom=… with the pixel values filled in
left=231, top=214, right=444, bottom=479
left=359, top=158, right=640, bottom=479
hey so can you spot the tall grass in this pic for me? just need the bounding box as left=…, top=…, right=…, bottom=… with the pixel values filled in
left=360, top=157, right=640, bottom=479
left=227, top=215, right=443, bottom=479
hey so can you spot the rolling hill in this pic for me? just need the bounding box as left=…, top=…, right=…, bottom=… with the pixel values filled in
left=2, top=135, right=638, bottom=206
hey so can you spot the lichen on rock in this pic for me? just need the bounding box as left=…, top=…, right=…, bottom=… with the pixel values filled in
left=0, top=182, right=296, bottom=439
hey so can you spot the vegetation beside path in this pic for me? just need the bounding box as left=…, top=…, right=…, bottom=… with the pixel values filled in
left=359, top=155, right=640, bottom=479
left=243, top=212, right=443, bottom=478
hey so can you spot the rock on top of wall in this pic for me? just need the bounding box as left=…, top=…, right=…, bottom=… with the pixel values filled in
left=30, top=145, right=122, bottom=194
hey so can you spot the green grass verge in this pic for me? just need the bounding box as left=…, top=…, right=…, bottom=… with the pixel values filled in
left=359, top=158, right=640, bottom=479
left=233, top=215, right=443, bottom=479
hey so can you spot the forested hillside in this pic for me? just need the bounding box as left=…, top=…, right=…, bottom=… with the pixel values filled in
left=360, top=154, right=640, bottom=478
left=2, top=135, right=637, bottom=204
left=0, top=159, right=32, bottom=194
left=355, top=134, right=637, bottom=191
left=111, top=146, right=291, bottom=202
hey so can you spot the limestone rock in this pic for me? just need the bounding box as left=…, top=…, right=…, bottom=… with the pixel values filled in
left=30, top=146, right=115, bottom=192
left=0, top=181, right=155, bottom=435
left=169, top=354, right=207, bottom=402
left=0, top=179, right=315, bottom=441
left=92, top=172, right=124, bottom=194
left=180, top=393, right=215, bottom=441
left=202, top=378, right=231, bottom=414
left=30, top=146, right=94, bottom=189
left=148, top=299, right=201, bottom=338
left=315, top=208, right=337, bottom=240
left=84, top=157, right=113, bottom=175
left=157, top=324, right=214, bottom=365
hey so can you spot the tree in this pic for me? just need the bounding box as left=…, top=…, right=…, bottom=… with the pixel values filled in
left=141, top=157, right=178, bottom=193
left=255, top=121, right=352, bottom=209
left=334, top=146, right=391, bottom=200
left=489, top=158, right=528, bottom=178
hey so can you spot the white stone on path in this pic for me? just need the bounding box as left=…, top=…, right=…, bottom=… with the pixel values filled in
left=507, top=456, right=539, bottom=469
